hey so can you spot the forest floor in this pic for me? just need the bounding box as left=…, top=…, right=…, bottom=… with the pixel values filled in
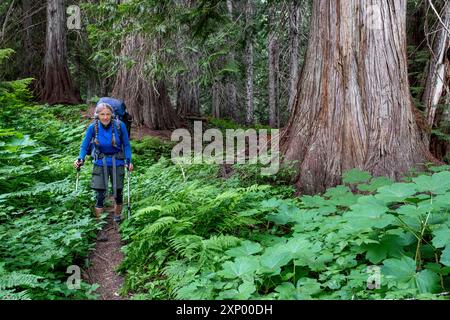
left=83, top=202, right=130, bottom=300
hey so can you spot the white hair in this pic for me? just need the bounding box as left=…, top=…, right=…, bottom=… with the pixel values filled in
left=94, top=103, right=114, bottom=118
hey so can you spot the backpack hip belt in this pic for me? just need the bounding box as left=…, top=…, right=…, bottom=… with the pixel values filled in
left=95, top=150, right=125, bottom=161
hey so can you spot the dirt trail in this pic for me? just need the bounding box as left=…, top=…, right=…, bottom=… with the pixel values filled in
left=83, top=205, right=130, bottom=300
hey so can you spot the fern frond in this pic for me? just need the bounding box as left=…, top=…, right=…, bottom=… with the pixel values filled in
left=169, top=235, right=204, bottom=259
left=202, top=235, right=241, bottom=252
left=0, top=271, right=42, bottom=290
left=0, top=289, right=31, bottom=300
left=139, top=216, right=178, bottom=236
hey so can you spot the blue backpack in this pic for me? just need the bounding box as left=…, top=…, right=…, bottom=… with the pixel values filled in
left=97, top=97, right=132, bottom=135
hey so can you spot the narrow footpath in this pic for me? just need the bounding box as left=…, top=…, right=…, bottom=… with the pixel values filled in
left=83, top=204, right=129, bottom=300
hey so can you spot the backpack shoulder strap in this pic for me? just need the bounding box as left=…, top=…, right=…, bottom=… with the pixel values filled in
left=116, top=118, right=122, bottom=140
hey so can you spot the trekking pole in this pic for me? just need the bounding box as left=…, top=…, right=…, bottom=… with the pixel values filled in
left=127, top=166, right=131, bottom=220
left=75, top=166, right=81, bottom=192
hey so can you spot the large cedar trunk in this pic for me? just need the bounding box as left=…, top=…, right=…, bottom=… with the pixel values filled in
left=281, top=0, right=434, bottom=194
left=112, top=34, right=179, bottom=130
left=40, top=0, right=81, bottom=105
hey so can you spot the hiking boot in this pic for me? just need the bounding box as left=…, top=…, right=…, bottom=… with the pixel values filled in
left=97, top=230, right=108, bottom=242
left=113, top=215, right=121, bottom=224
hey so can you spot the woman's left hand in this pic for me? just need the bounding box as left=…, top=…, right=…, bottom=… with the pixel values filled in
left=126, top=163, right=134, bottom=172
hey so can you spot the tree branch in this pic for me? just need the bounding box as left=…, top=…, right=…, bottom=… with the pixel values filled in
left=428, top=0, right=450, bottom=36
left=0, top=0, right=16, bottom=44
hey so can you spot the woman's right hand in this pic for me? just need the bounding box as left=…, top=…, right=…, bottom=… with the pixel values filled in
left=74, top=159, right=84, bottom=169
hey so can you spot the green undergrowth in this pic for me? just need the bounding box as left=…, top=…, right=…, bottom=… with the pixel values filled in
left=118, top=156, right=450, bottom=300
left=0, top=75, right=99, bottom=299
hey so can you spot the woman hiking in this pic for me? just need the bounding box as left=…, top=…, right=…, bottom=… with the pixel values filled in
left=74, top=102, right=133, bottom=241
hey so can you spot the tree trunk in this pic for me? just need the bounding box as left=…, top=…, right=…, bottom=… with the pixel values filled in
left=212, top=80, right=221, bottom=118
left=176, top=0, right=200, bottom=118
left=287, top=0, right=301, bottom=112
left=22, top=0, right=34, bottom=77
left=112, top=34, right=179, bottom=130
left=245, top=0, right=254, bottom=125
left=281, top=0, right=434, bottom=194
left=422, top=1, right=450, bottom=132
left=268, top=4, right=278, bottom=128
left=225, top=0, right=238, bottom=122
left=430, top=92, right=450, bottom=161
left=40, top=0, right=81, bottom=105
left=175, top=43, right=200, bottom=117
left=176, top=71, right=200, bottom=118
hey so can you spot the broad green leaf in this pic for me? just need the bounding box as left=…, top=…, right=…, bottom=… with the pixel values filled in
left=316, top=205, right=337, bottom=215
left=296, top=278, right=322, bottom=298
left=226, top=241, right=262, bottom=257
left=364, top=243, right=387, bottom=264
left=440, top=246, right=450, bottom=266
left=260, top=245, right=292, bottom=273
left=235, top=281, right=256, bottom=299
left=396, top=203, right=432, bottom=218
left=260, top=198, right=284, bottom=209
left=432, top=193, right=450, bottom=211
left=267, top=204, right=301, bottom=225
left=219, top=256, right=260, bottom=279
left=357, top=176, right=394, bottom=192
left=284, top=237, right=317, bottom=259
left=432, top=227, right=450, bottom=248
left=351, top=195, right=389, bottom=215
left=382, top=256, right=416, bottom=285
left=275, top=282, right=296, bottom=299
left=344, top=196, right=394, bottom=229
left=413, top=171, right=450, bottom=194
left=293, top=241, right=323, bottom=267
left=299, top=195, right=328, bottom=208
left=428, top=165, right=450, bottom=172
left=363, top=235, right=407, bottom=264
left=376, top=183, right=417, bottom=203
left=416, top=269, right=440, bottom=293
left=309, top=251, right=334, bottom=271
left=291, top=209, right=320, bottom=229
left=342, top=169, right=372, bottom=184
left=324, top=185, right=351, bottom=198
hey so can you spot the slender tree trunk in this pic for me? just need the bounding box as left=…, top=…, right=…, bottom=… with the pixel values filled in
left=422, top=1, right=450, bottom=132
left=281, top=0, right=435, bottom=194
left=40, top=0, right=81, bottom=104
left=245, top=0, right=254, bottom=125
left=212, top=80, right=221, bottom=118
left=430, top=92, right=450, bottom=161
left=268, top=4, right=278, bottom=127
left=22, top=0, right=34, bottom=77
left=226, top=0, right=238, bottom=122
left=112, top=34, right=179, bottom=130
left=288, top=0, right=301, bottom=112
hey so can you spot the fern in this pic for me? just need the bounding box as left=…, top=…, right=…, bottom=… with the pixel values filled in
left=0, top=289, right=31, bottom=300
left=0, top=263, right=42, bottom=300
left=138, top=216, right=178, bottom=236
left=0, top=271, right=42, bottom=290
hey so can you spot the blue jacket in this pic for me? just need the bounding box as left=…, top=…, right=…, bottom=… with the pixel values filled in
left=78, top=120, right=132, bottom=167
